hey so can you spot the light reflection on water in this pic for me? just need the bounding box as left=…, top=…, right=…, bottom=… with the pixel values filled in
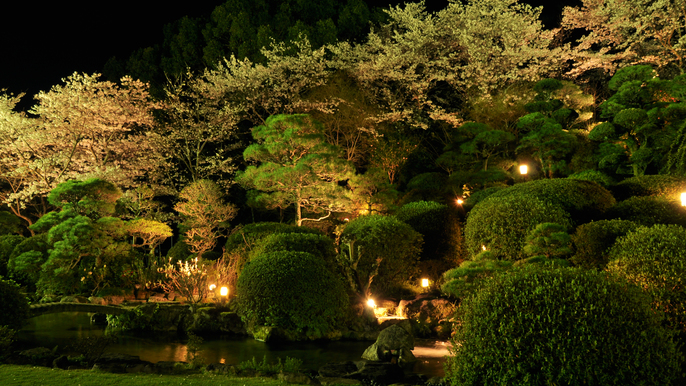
left=17, top=312, right=448, bottom=377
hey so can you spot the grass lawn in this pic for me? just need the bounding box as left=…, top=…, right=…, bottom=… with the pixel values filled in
left=0, top=365, right=286, bottom=386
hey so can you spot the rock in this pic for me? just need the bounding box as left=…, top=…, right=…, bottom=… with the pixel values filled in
left=52, top=355, right=70, bottom=369
left=398, top=297, right=456, bottom=338
left=319, top=361, right=359, bottom=378
left=60, top=295, right=88, bottom=303
left=88, top=296, right=106, bottom=305
left=147, top=294, right=168, bottom=303
left=93, top=353, right=153, bottom=373
left=361, top=323, right=416, bottom=366
left=348, top=361, right=404, bottom=385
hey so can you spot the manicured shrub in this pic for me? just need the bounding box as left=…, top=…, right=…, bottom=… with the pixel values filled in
left=250, top=232, right=338, bottom=272
left=236, top=251, right=348, bottom=338
left=607, top=224, right=686, bottom=332
left=0, top=277, right=30, bottom=330
left=0, top=235, right=23, bottom=277
left=225, top=222, right=321, bottom=252
left=394, top=201, right=460, bottom=261
left=446, top=267, right=683, bottom=385
left=462, top=186, right=507, bottom=211
left=522, top=222, right=572, bottom=259
left=486, top=178, right=616, bottom=224
left=604, top=196, right=686, bottom=227
left=7, top=233, right=49, bottom=289
left=611, top=174, right=686, bottom=201
left=441, top=251, right=513, bottom=299
left=0, top=211, right=21, bottom=235
left=464, top=194, right=573, bottom=260
left=567, top=169, right=614, bottom=188
left=339, top=215, right=422, bottom=298
left=570, top=219, right=639, bottom=269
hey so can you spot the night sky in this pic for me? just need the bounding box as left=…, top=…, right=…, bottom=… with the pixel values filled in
left=0, top=0, right=575, bottom=101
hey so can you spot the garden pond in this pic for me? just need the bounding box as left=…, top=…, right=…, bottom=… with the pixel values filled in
left=16, top=312, right=449, bottom=377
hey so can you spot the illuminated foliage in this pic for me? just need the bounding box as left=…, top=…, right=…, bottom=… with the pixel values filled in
left=175, top=179, right=237, bottom=257
left=237, top=114, right=354, bottom=226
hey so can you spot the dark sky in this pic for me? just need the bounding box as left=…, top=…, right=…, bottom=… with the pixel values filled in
left=0, top=0, right=574, bottom=102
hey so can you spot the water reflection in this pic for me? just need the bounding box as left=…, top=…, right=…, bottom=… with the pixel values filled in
left=18, top=312, right=448, bottom=377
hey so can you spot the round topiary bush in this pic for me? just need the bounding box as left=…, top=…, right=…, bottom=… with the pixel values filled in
left=604, top=196, right=686, bottom=227
left=446, top=267, right=683, bottom=385
left=0, top=277, right=30, bottom=330
left=250, top=232, right=338, bottom=269
left=607, top=224, right=686, bottom=332
left=225, top=222, right=321, bottom=252
left=570, top=219, right=639, bottom=269
left=236, top=251, right=348, bottom=338
left=611, top=174, right=686, bottom=201
left=394, top=201, right=460, bottom=261
left=339, top=214, right=422, bottom=298
left=464, top=194, right=573, bottom=261
left=568, top=170, right=615, bottom=188
left=486, top=178, right=616, bottom=224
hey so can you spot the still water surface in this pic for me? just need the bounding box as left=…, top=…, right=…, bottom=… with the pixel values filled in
left=17, top=312, right=449, bottom=377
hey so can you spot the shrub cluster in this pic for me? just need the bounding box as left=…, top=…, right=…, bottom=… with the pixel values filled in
left=570, top=219, right=639, bottom=269
left=446, top=267, right=683, bottom=385
left=464, top=194, right=573, bottom=261
left=604, top=196, right=686, bottom=227
left=236, top=251, right=348, bottom=338
left=394, top=201, right=460, bottom=261
left=607, top=224, right=686, bottom=332
left=611, top=174, right=686, bottom=201
left=0, top=277, right=30, bottom=330
left=339, top=214, right=422, bottom=298
left=486, top=178, right=616, bottom=224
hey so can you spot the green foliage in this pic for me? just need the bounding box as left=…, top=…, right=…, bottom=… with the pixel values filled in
left=225, top=222, right=321, bottom=252
left=607, top=224, right=686, bottom=331
left=236, top=251, right=348, bottom=337
left=237, top=114, right=354, bottom=226
left=464, top=194, right=573, bottom=261
left=394, top=201, right=460, bottom=261
left=0, top=277, right=29, bottom=330
left=237, top=355, right=303, bottom=375
left=0, top=212, right=21, bottom=235
left=570, top=219, right=640, bottom=269
left=445, top=267, right=683, bottom=385
left=522, top=223, right=572, bottom=259
left=487, top=178, right=616, bottom=225
left=605, top=196, right=686, bottom=227
left=106, top=304, right=164, bottom=331
left=47, top=178, right=122, bottom=218
left=567, top=169, right=614, bottom=188
left=462, top=186, right=507, bottom=210
left=0, top=235, right=23, bottom=277
left=516, top=112, right=577, bottom=177
left=441, top=251, right=513, bottom=299
left=0, top=325, right=15, bottom=362
left=7, top=233, right=49, bottom=288
left=250, top=232, right=336, bottom=265
left=339, top=214, right=422, bottom=298
left=611, top=174, right=686, bottom=201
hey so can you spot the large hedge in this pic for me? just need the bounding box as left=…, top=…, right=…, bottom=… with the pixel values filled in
left=611, top=174, right=686, bottom=201
left=485, top=178, right=616, bottom=224
left=0, top=235, right=23, bottom=278
left=236, top=251, right=348, bottom=338
left=464, top=194, right=573, bottom=261
left=250, top=232, right=338, bottom=274
left=0, top=277, right=30, bottom=330
left=394, top=201, right=460, bottom=261
left=339, top=214, right=422, bottom=298
left=604, top=196, right=686, bottom=227
left=225, top=222, right=321, bottom=252
left=570, top=219, right=639, bottom=269
left=445, top=267, right=682, bottom=385
left=607, top=224, right=686, bottom=332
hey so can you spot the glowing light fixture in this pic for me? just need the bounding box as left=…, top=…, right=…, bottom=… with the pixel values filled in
left=519, top=164, right=528, bottom=175
left=220, top=286, right=229, bottom=297
left=482, top=245, right=487, bottom=251
left=209, top=284, right=217, bottom=291
left=421, top=278, right=430, bottom=288
left=367, top=298, right=376, bottom=308
left=456, top=198, right=464, bottom=205
left=681, top=192, right=686, bottom=206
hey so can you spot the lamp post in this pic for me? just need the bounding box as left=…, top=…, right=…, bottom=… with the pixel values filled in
left=519, top=164, right=528, bottom=175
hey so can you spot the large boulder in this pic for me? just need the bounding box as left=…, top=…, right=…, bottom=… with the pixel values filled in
left=361, top=323, right=416, bottom=365
left=398, top=296, right=456, bottom=339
